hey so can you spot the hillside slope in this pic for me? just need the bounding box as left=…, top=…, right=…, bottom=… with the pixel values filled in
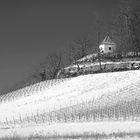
left=0, top=70, right=140, bottom=126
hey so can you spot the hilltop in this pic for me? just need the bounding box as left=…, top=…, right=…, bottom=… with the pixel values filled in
left=57, top=52, right=140, bottom=78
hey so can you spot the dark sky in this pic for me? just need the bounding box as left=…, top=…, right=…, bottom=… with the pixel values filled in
left=0, top=0, right=120, bottom=91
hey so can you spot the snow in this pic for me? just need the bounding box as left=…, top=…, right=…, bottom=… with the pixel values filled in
left=106, top=137, right=140, bottom=140
left=0, top=70, right=140, bottom=123
left=0, top=121, right=140, bottom=137
left=76, top=53, right=97, bottom=62
left=0, top=70, right=140, bottom=137
left=65, top=60, right=140, bottom=70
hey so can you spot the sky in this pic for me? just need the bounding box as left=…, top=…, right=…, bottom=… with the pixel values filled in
left=0, top=0, right=120, bottom=91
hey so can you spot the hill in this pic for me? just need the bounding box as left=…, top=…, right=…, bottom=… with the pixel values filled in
left=57, top=53, right=140, bottom=78
left=0, top=69, right=140, bottom=137
left=0, top=70, right=140, bottom=124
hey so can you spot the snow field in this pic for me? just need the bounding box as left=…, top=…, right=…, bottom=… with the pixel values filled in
left=0, top=78, right=70, bottom=103
left=0, top=121, right=140, bottom=138
left=0, top=70, right=140, bottom=126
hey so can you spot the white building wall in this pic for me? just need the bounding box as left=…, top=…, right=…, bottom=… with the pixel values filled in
left=99, top=44, right=116, bottom=54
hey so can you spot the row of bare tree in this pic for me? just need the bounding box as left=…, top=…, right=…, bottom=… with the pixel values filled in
left=111, top=0, right=140, bottom=54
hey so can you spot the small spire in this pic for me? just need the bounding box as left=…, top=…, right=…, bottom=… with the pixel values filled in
left=101, top=33, right=115, bottom=45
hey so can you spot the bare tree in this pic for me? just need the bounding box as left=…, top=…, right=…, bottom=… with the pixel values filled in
left=33, top=52, right=63, bottom=81
left=111, top=0, right=140, bottom=56
left=73, top=36, right=91, bottom=58
left=67, top=36, right=92, bottom=65
left=0, top=52, right=63, bottom=95
left=129, top=3, right=140, bottom=55
left=111, top=14, right=129, bottom=55
left=45, top=52, right=62, bottom=79
left=21, top=51, right=63, bottom=84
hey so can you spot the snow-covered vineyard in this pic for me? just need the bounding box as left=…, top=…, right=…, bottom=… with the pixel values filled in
left=0, top=70, right=140, bottom=126
left=0, top=78, right=70, bottom=103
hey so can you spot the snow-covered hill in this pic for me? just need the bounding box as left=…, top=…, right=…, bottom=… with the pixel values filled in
left=0, top=70, right=140, bottom=125
left=0, top=70, right=140, bottom=137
